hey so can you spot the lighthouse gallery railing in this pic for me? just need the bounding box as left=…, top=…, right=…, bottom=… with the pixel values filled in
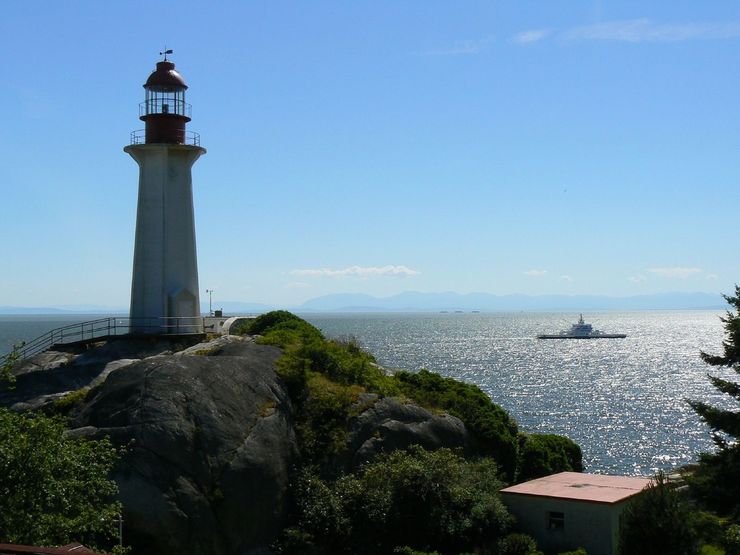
left=129, top=129, right=201, bottom=146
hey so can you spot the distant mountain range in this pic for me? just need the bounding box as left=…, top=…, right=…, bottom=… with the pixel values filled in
left=0, top=291, right=728, bottom=315
left=297, top=291, right=729, bottom=312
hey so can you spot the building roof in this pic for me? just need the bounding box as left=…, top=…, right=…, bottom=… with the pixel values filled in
left=0, top=543, right=105, bottom=555
left=500, top=472, right=651, bottom=504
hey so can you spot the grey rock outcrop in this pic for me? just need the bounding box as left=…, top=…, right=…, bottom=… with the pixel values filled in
left=1, top=336, right=203, bottom=412
left=343, top=397, right=473, bottom=471
left=71, top=339, right=296, bottom=555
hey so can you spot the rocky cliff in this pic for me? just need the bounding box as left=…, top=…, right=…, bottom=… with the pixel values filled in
left=3, top=333, right=477, bottom=554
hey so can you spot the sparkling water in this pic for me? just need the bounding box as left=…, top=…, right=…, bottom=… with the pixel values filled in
left=303, top=311, right=732, bottom=476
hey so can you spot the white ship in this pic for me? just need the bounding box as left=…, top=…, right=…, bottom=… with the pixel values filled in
left=537, top=314, right=627, bottom=339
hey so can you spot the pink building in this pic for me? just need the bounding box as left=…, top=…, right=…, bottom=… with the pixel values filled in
left=500, top=472, right=651, bottom=555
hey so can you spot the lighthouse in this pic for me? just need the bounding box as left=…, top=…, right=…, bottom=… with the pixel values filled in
left=125, top=54, right=205, bottom=333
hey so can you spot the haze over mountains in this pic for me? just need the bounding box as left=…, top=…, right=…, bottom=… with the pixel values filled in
left=0, top=291, right=728, bottom=315
left=297, top=291, right=727, bottom=312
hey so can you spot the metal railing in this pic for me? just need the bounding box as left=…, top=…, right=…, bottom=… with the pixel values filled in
left=4, top=316, right=205, bottom=363
left=129, top=129, right=201, bottom=146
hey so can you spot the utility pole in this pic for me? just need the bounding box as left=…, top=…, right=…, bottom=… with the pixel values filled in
left=206, top=289, right=214, bottom=316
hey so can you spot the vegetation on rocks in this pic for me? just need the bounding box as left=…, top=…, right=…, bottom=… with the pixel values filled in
left=0, top=344, right=20, bottom=390
left=237, top=310, right=583, bottom=553
left=0, top=408, right=123, bottom=552
left=393, top=369, right=519, bottom=479
left=516, top=433, right=583, bottom=482
left=243, top=310, right=523, bottom=478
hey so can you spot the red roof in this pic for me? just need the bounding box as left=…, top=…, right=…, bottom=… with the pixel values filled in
left=0, top=543, right=105, bottom=555
left=144, top=60, right=188, bottom=90
left=500, top=472, right=651, bottom=504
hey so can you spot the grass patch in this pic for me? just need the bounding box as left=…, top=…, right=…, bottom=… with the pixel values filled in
left=258, top=399, right=278, bottom=417
left=192, top=345, right=222, bottom=356
left=50, top=387, right=90, bottom=416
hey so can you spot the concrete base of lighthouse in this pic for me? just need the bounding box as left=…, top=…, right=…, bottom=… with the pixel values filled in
left=125, top=143, right=206, bottom=334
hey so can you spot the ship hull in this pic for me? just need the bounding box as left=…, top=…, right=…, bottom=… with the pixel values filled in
left=537, top=334, right=627, bottom=339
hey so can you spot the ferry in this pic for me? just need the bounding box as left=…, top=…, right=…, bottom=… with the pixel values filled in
left=537, top=314, right=627, bottom=339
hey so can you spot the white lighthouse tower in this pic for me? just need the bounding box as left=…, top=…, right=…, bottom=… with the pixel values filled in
left=125, top=54, right=205, bottom=333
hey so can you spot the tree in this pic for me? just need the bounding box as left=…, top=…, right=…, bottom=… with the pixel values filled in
left=282, top=446, right=513, bottom=554
left=0, top=343, right=21, bottom=390
left=686, top=286, right=740, bottom=516
left=618, top=471, right=699, bottom=555
left=688, top=285, right=740, bottom=444
left=0, top=408, right=123, bottom=551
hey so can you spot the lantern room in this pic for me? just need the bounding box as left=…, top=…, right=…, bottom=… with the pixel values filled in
left=139, top=59, right=192, bottom=144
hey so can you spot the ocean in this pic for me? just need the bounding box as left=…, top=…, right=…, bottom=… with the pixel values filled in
left=1, top=311, right=732, bottom=476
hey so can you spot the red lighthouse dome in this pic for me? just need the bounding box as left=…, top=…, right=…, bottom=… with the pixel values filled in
left=139, top=58, right=192, bottom=144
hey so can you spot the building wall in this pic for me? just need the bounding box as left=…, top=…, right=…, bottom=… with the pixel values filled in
left=502, top=494, right=632, bottom=555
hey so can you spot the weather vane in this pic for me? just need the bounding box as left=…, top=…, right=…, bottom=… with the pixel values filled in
left=160, top=47, right=173, bottom=61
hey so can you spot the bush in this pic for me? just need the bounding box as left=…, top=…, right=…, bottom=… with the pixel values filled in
left=0, top=409, right=122, bottom=550
left=725, top=524, right=740, bottom=555
left=246, top=310, right=307, bottom=336
left=619, top=471, right=699, bottom=555
left=48, top=387, right=90, bottom=416
left=296, top=374, right=363, bottom=467
left=0, top=343, right=21, bottom=390
left=499, top=532, right=540, bottom=554
left=686, top=446, right=740, bottom=518
left=692, top=510, right=725, bottom=549
left=517, top=433, right=583, bottom=482
left=393, top=369, right=519, bottom=479
left=285, top=446, right=512, bottom=554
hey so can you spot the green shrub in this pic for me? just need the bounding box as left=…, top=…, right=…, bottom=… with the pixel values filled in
left=0, top=409, right=122, bottom=550
left=296, top=374, right=363, bottom=467
left=725, top=524, right=740, bottom=555
left=499, top=532, right=541, bottom=554
left=286, top=446, right=512, bottom=554
left=49, top=387, right=90, bottom=416
left=393, top=369, right=519, bottom=479
left=619, top=471, right=699, bottom=555
left=517, top=433, right=583, bottom=482
left=0, top=343, right=21, bottom=390
left=686, top=445, right=740, bottom=518
left=692, top=510, right=725, bottom=548
left=558, top=549, right=588, bottom=555
left=248, top=310, right=311, bottom=336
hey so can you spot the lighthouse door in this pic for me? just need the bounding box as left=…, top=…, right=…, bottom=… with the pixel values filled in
left=168, top=288, right=199, bottom=332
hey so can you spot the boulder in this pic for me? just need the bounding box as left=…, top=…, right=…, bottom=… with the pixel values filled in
left=70, top=339, right=297, bottom=555
left=342, top=396, right=473, bottom=471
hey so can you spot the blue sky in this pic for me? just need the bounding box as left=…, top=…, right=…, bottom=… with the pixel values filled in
left=1, top=1, right=739, bottom=308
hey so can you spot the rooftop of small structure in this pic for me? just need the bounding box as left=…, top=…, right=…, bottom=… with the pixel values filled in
left=500, top=471, right=651, bottom=504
